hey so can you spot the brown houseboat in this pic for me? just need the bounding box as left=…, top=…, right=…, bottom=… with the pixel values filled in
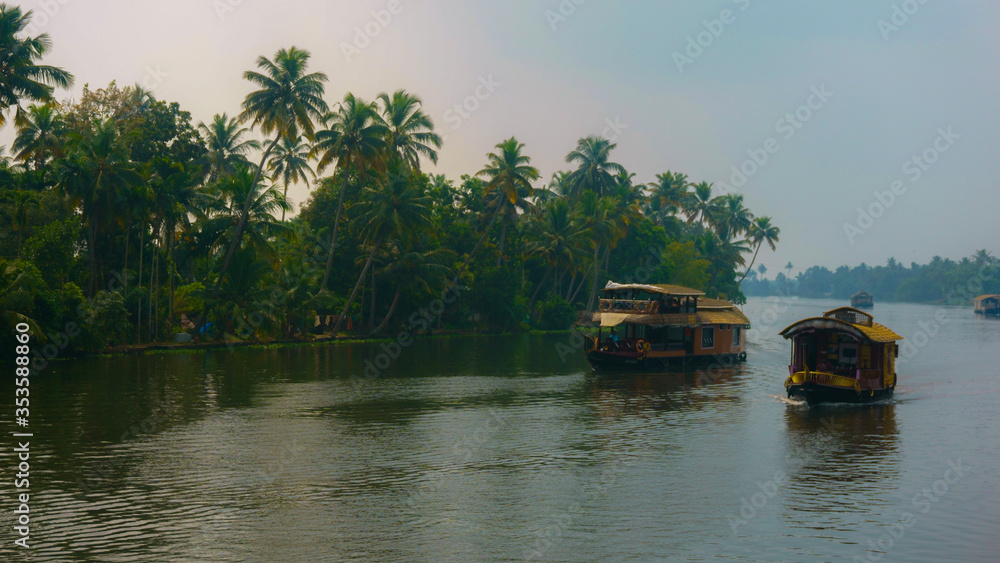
left=585, top=282, right=750, bottom=369
left=780, top=307, right=902, bottom=405
left=850, top=291, right=874, bottom=309
left=973, top=294, right=1000, bottom=316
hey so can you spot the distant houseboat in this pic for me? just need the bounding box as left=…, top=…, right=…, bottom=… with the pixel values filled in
left=973, top=294, right=1000, bottom=316
left=851, top=291, right=874, bottom=309
left=780, top=307, right=902, bottom=405
left=585, top=282, right=750, bottom=369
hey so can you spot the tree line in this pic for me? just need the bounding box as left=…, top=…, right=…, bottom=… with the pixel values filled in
left=0, top=5, right=782, bottom=354
left=743, top=251, right=1000, bottom=304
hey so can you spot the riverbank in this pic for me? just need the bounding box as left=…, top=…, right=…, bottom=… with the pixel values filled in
left=78, top=328, right=591, bottom=359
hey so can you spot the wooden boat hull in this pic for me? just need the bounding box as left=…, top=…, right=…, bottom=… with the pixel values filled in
left=786, top=381, right=894, bottom=406
left=586, top=350, right=745, bottom=370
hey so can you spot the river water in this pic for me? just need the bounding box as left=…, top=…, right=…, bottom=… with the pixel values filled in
left=1, top=297, right=997, bottom=562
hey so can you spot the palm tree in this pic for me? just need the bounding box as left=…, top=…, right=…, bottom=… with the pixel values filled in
left=200, top=165, right=292, bottom=263
left=267, top=134, right=315, bottom=221
left=4, top=189, right=38, bottom=257
left=737, top=216, right=780, bottom=286
left=58, top=118, right=142, bottom=296
left=214, top=46, right=328, bottom=294
left=484, top=176, right=534, bottom=265
left=712, top=193, right=753, bottom=240
left=331, top=164, right=432, bottom=334
left=312, top=93, right=388, bottom=291
left=198, top=113, right=261, bottom=182
left=377, top=89, right=442, bottom=170
left=149, top=157, right=202, bottom=323
left=682, top=181, right=717, bottom=226
left=0, top=5, right=74, bottom=128
left=11, top=102, right=62, bottom=170
left=525, top=198, right=585, bottom=310
left=372, top=245, right=453, bottom=334
left=457, top=137, right=539, bottom=284
left=564, top=136, right=625, bottom=198
left=0, top=258, right=38, bottom=333
left=578, top=191, right=618, bottom=312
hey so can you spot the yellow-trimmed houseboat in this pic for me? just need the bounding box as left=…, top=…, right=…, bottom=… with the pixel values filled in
left=585, top=282, right=750, bottom=369
left=850, top=291, right=874, bottom=309
left=973, top=294, right=1000, bottom=316
left=780, top=307, right=902, bottom=405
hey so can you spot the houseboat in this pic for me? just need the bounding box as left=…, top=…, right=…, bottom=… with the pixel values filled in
left=780, top=307, right=902, bottom=405
left=973, top=294, right=1000, bottom=316
left=850, top=291, right=874, bottom=309
left=585, top=282, right=750, bottom=369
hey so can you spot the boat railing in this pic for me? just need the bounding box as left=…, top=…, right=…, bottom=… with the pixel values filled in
left=598, top=299, right=659, bottom=314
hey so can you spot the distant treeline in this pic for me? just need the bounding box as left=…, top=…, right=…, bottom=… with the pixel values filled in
left=742, top=252, right=1000, bottom=304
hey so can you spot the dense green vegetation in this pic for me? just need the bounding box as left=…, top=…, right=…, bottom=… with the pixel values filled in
left=742, top=251, right=1000, bottom=304
left=0, top=6, right=783, bottom=355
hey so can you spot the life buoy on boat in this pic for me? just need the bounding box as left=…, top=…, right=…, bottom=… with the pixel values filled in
left=636, top=339, right=645, bottom=352
left=738, top=351, right=747, bottom=361
left=599, top=300, right=611, bottom=312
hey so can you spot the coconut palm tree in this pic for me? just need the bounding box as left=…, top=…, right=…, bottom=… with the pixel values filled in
left=484, top=177, right=534, bottom=266
left=200, top=164, right=292, bottom=263
left=4, top=189, right=37, bottom=257
left=267, top=134, right=315, bottom=221
left=215, top=46, right=328, bottom=294
left=682, top=181, right=717, bottom=226
left=372, top=245, right=453, bottom=334
left=525, top=198, right=585, bottom=310
left=198, top=113, right=261, bottom=182
left=331, top=163, right=432, bottom=334
left=377, top=89, right=442, bottom=170
left=578, top=191, right=618, bottom=312
left=0, top=5, right=74, bottom=128
left=456, top=137, right=539, bottom=284
left=11, top=102, right=62, bottom=170
left=712, top=193, right=753, bottom=240
left=564, top=136, right=625, bottom=198
left=737, top=216, right=780, bottom=286
left=58, top=118, right=142, bottom=296
left=312, top=93, right=388, bottom=291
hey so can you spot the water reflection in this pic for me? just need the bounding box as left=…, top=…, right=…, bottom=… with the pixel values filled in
left=781, top=402, right=902, bottom=526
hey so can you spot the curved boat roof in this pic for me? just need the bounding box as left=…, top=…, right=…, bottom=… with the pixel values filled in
left=601, top=281, right=705, bottom=297
left=779, top=307, right=902, bottom=342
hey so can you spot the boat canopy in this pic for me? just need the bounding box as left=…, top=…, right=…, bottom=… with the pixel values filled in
left=780, top=307, right=902, bottom=343
left=593, top=310, right=750, bottom=328
left=601, top=281, right=705, bottom=297
left=973, top=294, right=1000, bottom=303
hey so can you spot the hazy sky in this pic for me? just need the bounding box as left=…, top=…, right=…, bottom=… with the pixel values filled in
left=9, top=0, right=1000, bottom=275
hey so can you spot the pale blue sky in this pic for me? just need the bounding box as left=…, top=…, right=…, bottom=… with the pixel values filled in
left=9, top=0, right=999, bottom=275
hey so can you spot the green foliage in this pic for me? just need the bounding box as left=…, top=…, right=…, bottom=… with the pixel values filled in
left=24, top=217, right=80, bottom=286
left=78, top=291, right=130, bottom=350
left=538, top=295, right=575, bottom=330
left=174, top=282, right=205, bottom=315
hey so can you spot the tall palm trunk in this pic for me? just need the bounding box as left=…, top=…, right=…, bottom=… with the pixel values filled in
left=372, top=286, right=402, bottom=334
left=450, top=204, right=502, bottom=288
left=87, top=217, right=97, bottom=297
left=321, top=169, right=351, bottom=291
left=496, top=213, right=508, bottom=266
left=736, top=242, right=763, bottom=287
left=123, top=225, right=130, bottom=296
left=368, top=266, right=377, bottom=330
left=332, top=239, right=382, bottom=334
left=136, top=229, right=144, bottom=343
left=213, top=135, right=281, bottom=295
left=281, top=181, right=289, bottom=222
left=527, top=266, right=552, bottom=313
left=587, top=243, right=602, bottom=313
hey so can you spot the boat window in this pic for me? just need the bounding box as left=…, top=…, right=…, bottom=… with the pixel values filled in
left=702, top=327, right=715, bottom=349
left=732, top=326, right=741, bottom=347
